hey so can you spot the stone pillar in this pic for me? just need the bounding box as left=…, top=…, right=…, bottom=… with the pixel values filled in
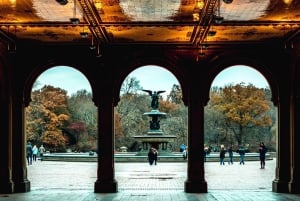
left=185, top=93, right=207, bottom=193
left=0, top=96, right=14, bottom=193
left=94, top=88, right=117, bottom=193
left=11, top=94, right=30, bottom=192
left=289, top=68, right=300, bottom=193
left=272, top=84, right=291, bottom=193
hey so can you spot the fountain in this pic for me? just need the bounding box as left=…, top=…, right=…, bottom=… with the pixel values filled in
left=134, top=90, right=176, bottom=156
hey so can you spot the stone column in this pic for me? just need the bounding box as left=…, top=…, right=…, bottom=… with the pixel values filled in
left=272, top=83, right=291, bottom=193
left=0, top=96, right=14, bottom=193
left=184, top=93, right=207, bottom=193
left=11, top=93, right=30, bottom=192
left=289, top=68, right=300, bottom=193
left=94, top=88, right=117, bottom=193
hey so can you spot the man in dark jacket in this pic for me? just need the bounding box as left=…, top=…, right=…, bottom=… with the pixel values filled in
left=237, top=146, right=246, bottom=165
left=148, top=148, right=156, bottom=165
left=26, top=141, right=33, bottom=165
left=259, top=142, right=267, bottom=169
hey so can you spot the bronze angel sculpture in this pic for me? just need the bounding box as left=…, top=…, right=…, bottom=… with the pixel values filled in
left=142, top=90, right=166, bottom=110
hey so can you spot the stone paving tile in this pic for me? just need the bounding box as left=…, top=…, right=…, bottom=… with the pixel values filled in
left=1, top=159, right=300, bottom=201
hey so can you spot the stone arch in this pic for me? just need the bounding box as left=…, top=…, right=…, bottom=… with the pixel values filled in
left=113, top=56, right=189, bottom=106
left=204, top=56, right=278, bottom=106
left=23, top=62, right=95, bottom=107
left=21, top=62, right=98, bottom=190
left=202, top=57, right=279, bottom=191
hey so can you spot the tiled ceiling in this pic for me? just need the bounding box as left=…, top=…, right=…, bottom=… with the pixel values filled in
left=0, top=0, right=299, bottom=48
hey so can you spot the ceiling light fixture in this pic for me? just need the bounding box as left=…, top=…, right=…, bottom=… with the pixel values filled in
left=80, top=32, right=88, bottom=38
left=208, top=30, right=216, bottom=36
left=196, top=43, right=205, bottom=62
left=80, top=24, right=88, bottom=38
left=214, top=0, right=224, bottom=24
left=96, top=44, right=102, bottom=58
left=6, top=26, right=16, bottom=53
left=90, top=35, right=96, bottom=50
left=197, top=0, right=205, bottom=10
left=56, top=0, right=68, bottom=5
left=202, top=44, right=209, bottom=49
left=223, top=0, right=233, bottom=4
left=214, top=15, right=224, bottom=24
left=70, top=0, right=80, bottom=24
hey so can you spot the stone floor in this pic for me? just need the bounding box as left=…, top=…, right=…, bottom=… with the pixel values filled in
left=1, top=158, right=300, bottom=201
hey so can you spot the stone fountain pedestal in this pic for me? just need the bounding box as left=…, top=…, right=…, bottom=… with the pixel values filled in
left=134, top=109, right=176, bottom=156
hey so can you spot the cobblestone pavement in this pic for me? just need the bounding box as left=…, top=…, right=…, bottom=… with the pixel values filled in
left=1, top=158, right=300, bottom=201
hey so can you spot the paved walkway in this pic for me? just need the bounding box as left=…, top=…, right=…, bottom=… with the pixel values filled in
left=1, top=158, right=300, bottom=200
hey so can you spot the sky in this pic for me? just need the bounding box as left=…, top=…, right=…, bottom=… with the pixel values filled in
left=126, top=65, right=178, bottom=95
left=34, top=65, right=269, bottom=97
left=212, top=65, right=269, bottom=88
left=34, top=67, right=92, bottom=96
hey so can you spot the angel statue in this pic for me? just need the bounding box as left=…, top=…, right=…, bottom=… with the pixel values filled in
left=142, top=89, right=166, bottom=110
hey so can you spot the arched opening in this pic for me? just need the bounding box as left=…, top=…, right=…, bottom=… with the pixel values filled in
left=26, top=66, right=97, bottom=191
left=204, top=65, right=276, bottom=191
left=115, top=65, right=188, bottom=190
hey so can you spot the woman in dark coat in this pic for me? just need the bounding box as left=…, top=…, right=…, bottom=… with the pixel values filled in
left=219, top=146, right=226, bottom=165
left=259, top=142, right=267, bottom=169
left=148, top=148, right=156, bottom=165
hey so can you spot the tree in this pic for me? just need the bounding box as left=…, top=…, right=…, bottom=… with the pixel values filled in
left=121, top=76, right=143, bottom=95
left=114, top=111, right=125, bottom=150
left=26, top=85, right=70, bottom=150
left=209, top=83, right=272, bottom=146
left=204, top=101, right=228, bottom=146
left=160, top=100, right=188, bottom=151
left=167, top=84, right=182, bottom=104
left=116, top=94, right=149, bottom=151
left=67, top=90, right=97, bottom=151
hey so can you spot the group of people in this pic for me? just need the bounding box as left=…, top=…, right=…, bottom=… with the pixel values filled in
left=219, top=142, right=267, bottom=168
left=147, top=147, right=158, bottom=165
left=146, top=142, right=267, bottom=168
left=26, top=141, right=46, bottom=165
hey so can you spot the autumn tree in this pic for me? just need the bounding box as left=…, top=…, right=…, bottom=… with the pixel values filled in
left=160, top=100, right=188, bottom=151
left=116, top=93, right=149, bottom=151
left=204, top=101, right=228, bottom=146
left=115, top=76, right=146, bottom=150
left=26, top=85, right=70, bottom=150
left=209, top=83, right=272, bottom=147
left=167, top=84, right=182, bottom=104
left=114, top=111, right=125, bottom=150
left=67, top=90, right=97, bottom=151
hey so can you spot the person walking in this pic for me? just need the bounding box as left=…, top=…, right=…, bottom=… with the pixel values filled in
left=259, top=142, right=267, bottom=169
left=227, top=145, right=234, bottom=165
left=147, top=147, right=156, bottom=165
left=183, top=147, right=188, bottom=160
left=153, top=148, right=158, bottom=165
left=26, top=141, right=33, bottom=165
left=204, top=145, right=209, bottom=162
left=237, top=146, right=246, bottom=165
left=219, top=145, right=226, bottom=165
left=32, top=145, right=38, bottom=162
left=39, top=144, right=46, bottom=161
